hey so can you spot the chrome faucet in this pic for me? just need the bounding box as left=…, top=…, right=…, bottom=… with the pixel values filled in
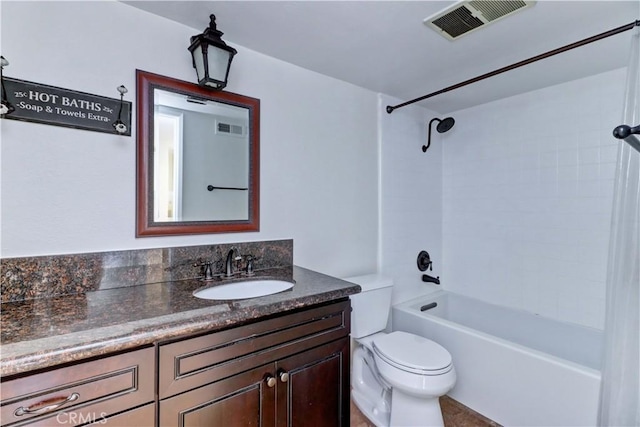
left=225, top=247, right=240, bottom=277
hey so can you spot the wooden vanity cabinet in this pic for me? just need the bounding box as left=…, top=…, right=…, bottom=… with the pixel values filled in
left=158, top=299, right=351, bottom=427
left=1, top=298, right=351, bottom=427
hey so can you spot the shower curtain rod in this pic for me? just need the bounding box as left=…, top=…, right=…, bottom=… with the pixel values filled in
left=386, top=20, right=640, bottom=114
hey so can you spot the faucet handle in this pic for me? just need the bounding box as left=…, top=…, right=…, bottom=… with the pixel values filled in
left=194, top=261, right=214, bottom=280
left=245, top=255, right=255, bottom=276
left=417, top=251, right=433, bottom=272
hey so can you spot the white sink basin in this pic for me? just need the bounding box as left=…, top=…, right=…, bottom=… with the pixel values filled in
left=193, top=279, right=294, bottom=300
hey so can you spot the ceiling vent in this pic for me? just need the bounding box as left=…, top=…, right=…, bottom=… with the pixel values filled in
left=424, top=1, right=536, bottom=40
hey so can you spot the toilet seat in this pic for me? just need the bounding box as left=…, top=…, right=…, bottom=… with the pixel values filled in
left=373, top=331, right=453, bottom=376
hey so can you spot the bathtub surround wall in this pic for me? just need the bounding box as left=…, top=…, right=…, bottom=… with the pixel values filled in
left=443, top=68, right=626, bottom=329
left=0, top=240, right=293, bottom=303
left=0, top=2, right=378, bottom=279
left=379, top=94, right=443, bottom=305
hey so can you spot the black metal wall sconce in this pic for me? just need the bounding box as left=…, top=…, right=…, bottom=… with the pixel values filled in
left=188, top=14, right=237, bottom=90
left=423, top=117, right=455, bottom=152
left=1, top=56, right=15, bottom=116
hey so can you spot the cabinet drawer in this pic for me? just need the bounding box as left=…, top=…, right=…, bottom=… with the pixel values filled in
left=159, top=299, right=350, bottom=399
left=1, top=347, right=155, bottom=427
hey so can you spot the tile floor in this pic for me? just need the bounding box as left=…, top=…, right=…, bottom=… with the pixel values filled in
left=350, top=395, right=501, bottom=427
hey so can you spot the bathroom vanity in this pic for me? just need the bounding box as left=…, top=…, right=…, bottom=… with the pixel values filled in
left=158, top=299, right=350, bottom=426
left=0, top=258, right=359, bottom=427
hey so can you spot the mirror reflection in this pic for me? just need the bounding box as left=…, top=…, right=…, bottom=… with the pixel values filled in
left=153, top=89, right=250, bottom=222
left=136, top=70, right=260, bottom=237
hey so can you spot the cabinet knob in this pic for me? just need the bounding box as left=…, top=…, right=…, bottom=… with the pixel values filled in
left=265, top=376, right=276, bottom=388
left=279, top=371, right=289, bottom=383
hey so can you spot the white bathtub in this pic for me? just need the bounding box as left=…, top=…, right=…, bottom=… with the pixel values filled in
left=392, top=290, right=602, bottom=426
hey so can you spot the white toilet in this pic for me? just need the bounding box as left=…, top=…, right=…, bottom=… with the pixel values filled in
left=347, top=274, right=456, bottom=427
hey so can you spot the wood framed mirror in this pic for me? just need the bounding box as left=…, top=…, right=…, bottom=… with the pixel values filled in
left=136, top=70, right=260, bottom=236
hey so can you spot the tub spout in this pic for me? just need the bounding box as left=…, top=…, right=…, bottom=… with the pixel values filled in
left=422, top=274, right=440, bottom=285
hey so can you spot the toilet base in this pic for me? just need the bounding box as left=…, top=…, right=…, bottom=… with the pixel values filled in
left=351, top=338, right=453, bottom=427
left=352, top=389, right=390, bottom=427
left=390, top=389, right=445, bottom=427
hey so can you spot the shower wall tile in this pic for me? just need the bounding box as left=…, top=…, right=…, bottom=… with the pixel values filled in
left=379, top=94, right=444, bottom=305
left=442, top=68, right=626, bottom=329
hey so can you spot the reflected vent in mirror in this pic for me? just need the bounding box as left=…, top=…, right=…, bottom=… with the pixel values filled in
left=424, top=0, right=536, bottom=40
left=216, top=120, right=245, bottom=137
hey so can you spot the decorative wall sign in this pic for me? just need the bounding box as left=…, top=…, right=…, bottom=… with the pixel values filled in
left=1, top=77, right=132, bottom=136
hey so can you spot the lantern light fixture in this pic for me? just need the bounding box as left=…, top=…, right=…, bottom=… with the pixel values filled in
left=188, top=14, right=237, bottom=90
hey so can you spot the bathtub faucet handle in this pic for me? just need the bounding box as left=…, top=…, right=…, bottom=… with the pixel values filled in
left=417, top=251, right=434, bottom=272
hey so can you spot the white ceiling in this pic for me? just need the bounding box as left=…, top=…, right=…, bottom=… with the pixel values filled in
left=123, top=1, right=639, bottom=113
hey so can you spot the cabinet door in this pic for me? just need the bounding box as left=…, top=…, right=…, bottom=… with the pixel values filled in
left=159, top=364, right=276, bottom=427
left=276, top=337, right=350, bottom=427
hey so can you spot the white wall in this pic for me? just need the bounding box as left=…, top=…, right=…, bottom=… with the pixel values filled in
left=0, top=1, right=379, bottom=278
left=442, top=68, right=625, bottom=329
left=180, top=110, right=249, bottom=221
left=379, top=94, right=444, bottom=304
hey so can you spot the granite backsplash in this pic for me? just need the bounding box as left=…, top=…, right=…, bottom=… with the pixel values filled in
left=1, top=240, right=293, bottom=303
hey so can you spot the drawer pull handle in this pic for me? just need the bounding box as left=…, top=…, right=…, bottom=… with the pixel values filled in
left=14, top=392, right=80, bottom=417
left=279, top=371, right=289, bottom=383
left=265, top=376, right=276, bottom=388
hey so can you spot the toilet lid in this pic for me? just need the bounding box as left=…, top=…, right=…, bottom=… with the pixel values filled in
left=373, top=331, right=452, bottom=374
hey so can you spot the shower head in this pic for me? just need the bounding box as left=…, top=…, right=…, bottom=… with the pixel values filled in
left=436, top=117, right=455, bottom=133
left=423, top=117, right=456, bottom=152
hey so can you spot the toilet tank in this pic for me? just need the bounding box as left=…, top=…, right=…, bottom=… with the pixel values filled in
left=345, top=274, right=394, bottom=339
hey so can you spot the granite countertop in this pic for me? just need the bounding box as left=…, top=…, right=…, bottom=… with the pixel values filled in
left=0, top=266, right=360, bottom=377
